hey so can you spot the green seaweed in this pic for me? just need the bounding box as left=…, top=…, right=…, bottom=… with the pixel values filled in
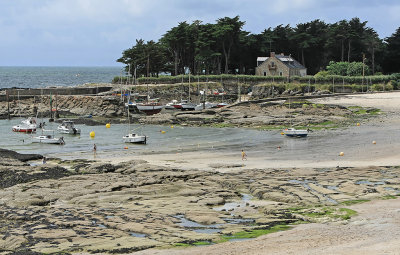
left=173, top=243, right=191, bottom=247
left=382, top=195, right=398, bottom=200
left=340, top=199, right=370, bottom=206
left=337, top=208, right=357, bottom=220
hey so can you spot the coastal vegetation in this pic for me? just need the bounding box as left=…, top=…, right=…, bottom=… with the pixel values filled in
left=116, top=16, right=400, bottom=77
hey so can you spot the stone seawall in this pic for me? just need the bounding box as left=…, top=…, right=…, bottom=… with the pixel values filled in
left=0, top=86, right=113, bottom=102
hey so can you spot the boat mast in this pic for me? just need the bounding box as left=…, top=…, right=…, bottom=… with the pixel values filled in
left=188, top=70, right=191, bottom=103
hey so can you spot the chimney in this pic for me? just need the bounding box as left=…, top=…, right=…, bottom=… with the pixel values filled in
left=270, top=52, right=275, bottom=57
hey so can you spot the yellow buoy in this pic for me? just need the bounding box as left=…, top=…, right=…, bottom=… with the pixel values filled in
left=171, top=126, right=174, bottom=129
left=106, top=123, right=111, bottom=128
left=161, top=131, right=166, bottom=134
left=372, top=141, right=376, bottom=144
left=90, top=131, right=95, bottom=138
left=280, top=132, right=284, bottom=135
left=357, top=123, right=360, bottom=126
left=339, top=152, right=344, bottom=156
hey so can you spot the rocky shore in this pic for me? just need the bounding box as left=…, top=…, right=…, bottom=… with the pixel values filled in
left=0, top=91, right=376, bottom=130
left=1, top=83, right=377, bottom=129
left=0, top=148, right=399, bottom=254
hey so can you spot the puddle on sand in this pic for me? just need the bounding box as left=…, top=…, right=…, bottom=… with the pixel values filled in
left=223, top=218, right=254, bottom=225
left=325, top=185, right=338, bottom=190
left=355, top=180, right=385, bottom=185
left=175, top=215, right=222, bottom=234
left=130, top=232, right=146, bottom=238
left=384, top=187, right=400, bottom=194
left=214, top=194, right=253, bottom=212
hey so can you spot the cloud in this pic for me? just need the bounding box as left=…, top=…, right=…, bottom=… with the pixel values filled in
left=0, top=0, right=399, bottom=65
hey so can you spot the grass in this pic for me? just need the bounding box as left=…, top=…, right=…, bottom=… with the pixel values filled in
left=218, top=224, right=291, bottom=243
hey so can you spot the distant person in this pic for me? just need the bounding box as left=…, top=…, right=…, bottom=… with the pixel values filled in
left=241, top=149, right=247, bottom=161
left=93, top=144, right=97, bottom=159
left=42, top=156, right=46, bottom=164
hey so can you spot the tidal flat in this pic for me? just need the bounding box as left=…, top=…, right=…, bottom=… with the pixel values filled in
left=1, top=152, right=400, bottom=254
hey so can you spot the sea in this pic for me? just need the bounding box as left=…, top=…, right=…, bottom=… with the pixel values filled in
left=0, top=66, right=122, bottom=89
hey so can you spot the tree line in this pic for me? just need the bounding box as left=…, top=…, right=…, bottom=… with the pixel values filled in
left=117, top=16, right=400, bottom=77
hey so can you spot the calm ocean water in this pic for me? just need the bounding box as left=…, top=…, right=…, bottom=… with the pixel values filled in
left=1, top=117, right=399, bottom=165
left=0, top=66, right=122, bottom=89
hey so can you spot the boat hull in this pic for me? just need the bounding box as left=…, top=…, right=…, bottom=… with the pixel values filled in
left=181, top=103, right=196, bottom=111
left=283, top=128, right=308, bottom=137
left=136, top=104, right=163, bottom=115
left=32, top=136, right=65, bottom=144
left=12, top=126, right=36, bottom=133
left=123, top=134, right=147, bottom=144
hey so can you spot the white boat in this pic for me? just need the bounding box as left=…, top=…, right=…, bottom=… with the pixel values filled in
left=57, top=120, right=81, bottom=134
left=180, top=100, right=196, bottom=111
left=283, top=128, right=308, bottom=137
left=12, top=117, right=37, bottom=133
left=216, top=102, right=229, bottom=108
left=165, top=100, right=179, bottom=109
left=123, top=105, right=147, bottom=144
left=136, top=102, right=164, bottom=115
left=33, top=130, right=65, bottom=144
left=123, top=132, right=147, bottom=144
left=195, top=102, right=218, bottom=111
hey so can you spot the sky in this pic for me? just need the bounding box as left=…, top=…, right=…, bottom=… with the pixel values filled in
left=0, top=0, right=399, bottom=66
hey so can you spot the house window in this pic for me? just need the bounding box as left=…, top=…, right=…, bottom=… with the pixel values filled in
left=279, top=72, right=283, bottom=76
left=264, top=72, right=267, bottom=76
left=271, top=62, right=275, bottom=67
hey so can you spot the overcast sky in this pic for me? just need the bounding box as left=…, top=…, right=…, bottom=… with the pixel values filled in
left=0, top=0, right=399, bottom=66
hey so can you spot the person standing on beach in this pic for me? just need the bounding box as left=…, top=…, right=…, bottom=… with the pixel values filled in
left=42, top=156, right=46, bottom=164
left=241, top=149, right=247, bottom=161
left=93, top=144, right=97, bottom=158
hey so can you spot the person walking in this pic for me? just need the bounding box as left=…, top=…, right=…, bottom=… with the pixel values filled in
left=241, top=149, right=247, bottom=161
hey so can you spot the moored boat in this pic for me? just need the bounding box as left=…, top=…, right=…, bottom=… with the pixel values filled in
left=123, top=132, right=147, bottom=144
left=181, top=101, right=196, bottom=111
left=283, top=128, right=308, bottom=137
left=195, top=102, right=218, bottom=111
left=57, top=120, right=81, bottom=134
left=12, top=117, right=37, bottom=133
left=33, top=130, right=65, bottom=144
left=136, top=102, right=164, bottom=115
